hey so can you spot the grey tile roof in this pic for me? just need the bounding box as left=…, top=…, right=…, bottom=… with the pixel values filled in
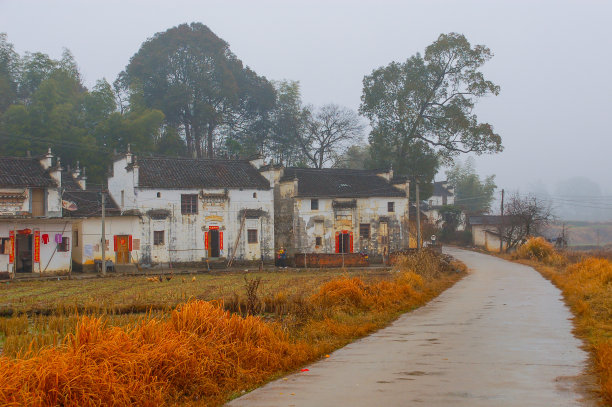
left=433, top=181, right=453, bottom=197
left=61, top=171, right=83, bottom=191
left=281, top=168, right=405, bottom=198
left=469, top=215, right=504, bottom=225
left=62, top=190, right=121, bottom=218
left=135, top=157, right=270, bottom=190
left=0, top=157, right=56, bottom=188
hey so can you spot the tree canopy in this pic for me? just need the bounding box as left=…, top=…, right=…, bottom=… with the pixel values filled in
left=121, top=23, right=276, bottom=159
left=360, top=33, right=503, bottom=180
left=0, top=34, right=165, bottom=184
left=446, top=158, right=497, bottom=215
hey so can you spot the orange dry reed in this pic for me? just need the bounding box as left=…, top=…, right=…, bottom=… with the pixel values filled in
left=0, top=259, right=462, bottom=406
left=0, top=301, right=312, bottom=406
left=309, top=271, right=424, bottom=313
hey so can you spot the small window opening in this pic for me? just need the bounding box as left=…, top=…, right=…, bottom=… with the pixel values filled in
left=154, top=231, right=165, bottom=245
left=311, top=199, right=319, bottom=210
left=247, top=229, right=258, bottom=243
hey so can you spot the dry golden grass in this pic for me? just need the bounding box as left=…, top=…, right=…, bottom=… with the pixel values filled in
left=0, top=255, right=464, bottom=406
left=515, top=236, right=567, bottom=266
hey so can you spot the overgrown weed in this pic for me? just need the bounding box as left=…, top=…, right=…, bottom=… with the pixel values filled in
left=0, top=253, right=465, bottom=406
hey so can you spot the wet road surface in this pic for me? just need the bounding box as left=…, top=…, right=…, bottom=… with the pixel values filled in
left=227, top=248, right=590, bottom=406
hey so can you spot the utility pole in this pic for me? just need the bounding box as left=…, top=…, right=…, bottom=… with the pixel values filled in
left=416, top=179, right=421, bottom=250
left=101, top=191, right=106, bottom=276
left=499, top=188, right=505, bottom=253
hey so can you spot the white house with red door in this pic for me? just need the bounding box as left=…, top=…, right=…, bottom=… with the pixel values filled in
left=260, top=166, right=410, bottom=259
left=59, top=164, right=141, bottom=271
left=107, top=150, right=274, bottom=265
left=0, top=150, right=73, bottom=275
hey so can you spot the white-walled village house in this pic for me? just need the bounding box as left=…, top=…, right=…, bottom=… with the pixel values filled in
left=0, top=150, right=71, bottom=274
left=108, top=152, right=274, bottom=264
left=61, top=165, right=141, bottom=271
left=259, top=165, right=410, bottom=258
left=423, top=180, right=455, bottom=225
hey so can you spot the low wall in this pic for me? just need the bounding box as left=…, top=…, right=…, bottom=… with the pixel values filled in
left=293, top=253, right=369, bottom=268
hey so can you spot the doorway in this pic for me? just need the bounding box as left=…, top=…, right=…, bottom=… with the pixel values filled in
left=337, top=231, right=352, bottom=253
left=15, top=233, right=32, bottom=272
left=209, top=229, right=220, bottom=258
left=115, top=235, right=130, bottom=264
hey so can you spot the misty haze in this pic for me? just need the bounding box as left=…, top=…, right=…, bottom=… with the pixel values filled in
left=0, top=1, right=610, bottom=406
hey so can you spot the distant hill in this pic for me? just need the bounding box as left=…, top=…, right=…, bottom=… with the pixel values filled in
left=544, top=222, right=612, bottom=248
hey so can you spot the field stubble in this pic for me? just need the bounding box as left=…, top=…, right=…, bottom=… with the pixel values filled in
left=0, top=252, right=465, bottom=406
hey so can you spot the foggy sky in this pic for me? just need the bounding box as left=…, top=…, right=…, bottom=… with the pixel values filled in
left=1, top=0, right=611, bottom=218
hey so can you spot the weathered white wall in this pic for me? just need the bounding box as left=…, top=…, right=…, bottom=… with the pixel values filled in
left=472, top=225, right=505, bottom=252
left=72, top=216, right=141, bottom=267
left=108, top=156, right=138, bottom=211
left=107, top=164, right=275, bottom=263
left=0, top=221, right=72, bottom=273
left=289, top=196, right=409, bottom=255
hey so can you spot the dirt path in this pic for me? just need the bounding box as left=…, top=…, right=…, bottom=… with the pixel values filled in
left=227, top=248, right=592, bottom=407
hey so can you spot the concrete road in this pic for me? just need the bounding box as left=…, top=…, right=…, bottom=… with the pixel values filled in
left=227, top=248, right=591, bottom=407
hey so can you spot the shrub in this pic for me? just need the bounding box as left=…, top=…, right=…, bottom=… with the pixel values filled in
left=516, top=237, right=566, bottom=265
left=517, top=237, right=555, bottom=260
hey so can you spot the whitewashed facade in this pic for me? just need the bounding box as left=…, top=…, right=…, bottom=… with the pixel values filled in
left=0, top=150, right=72, bottom=275
left=261, top=166, right=410, bottom=259
left=108, top=152, right=274, bottom=264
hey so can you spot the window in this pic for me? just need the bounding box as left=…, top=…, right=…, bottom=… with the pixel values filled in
left=157, top=192, right=161, bottom=198
left=315, top=236, right=322, bottom=246
left=121, top=190, right=125, bottom=207
left=57, top=237, right=70, bottom=252
left=247, top=229, right=258, bottom=243
left=359, top=224, right=371, bottom=239
left=154, top=231, right=165, bottom=245
left=0, top=238, right=10, bottom=255
left=73, top=230, right=79, bottom=247
left=181, top=194, right=198, bottom=214
left=311, top=199, right=319, bottom=210
left=253, top=192, right=257, bottom=198
left=31, top=188, right=44, bottom=216
left=387, top=202, right=395, bottom=213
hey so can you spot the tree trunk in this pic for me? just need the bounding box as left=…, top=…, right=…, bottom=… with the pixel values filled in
left=184, top=123, right=193, bottom=157
left=207, top=123, right=214, bottom=159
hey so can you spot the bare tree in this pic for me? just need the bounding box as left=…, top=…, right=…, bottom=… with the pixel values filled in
left=298, top=104, right=364, bottom=168
left=503, top=193, right=554, bottom=250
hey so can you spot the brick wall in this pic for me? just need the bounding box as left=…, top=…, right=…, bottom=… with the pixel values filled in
left=293, top=253, right=369, bottom=268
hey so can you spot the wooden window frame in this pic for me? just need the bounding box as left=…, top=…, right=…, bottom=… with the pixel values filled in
left=311, top=199, right=319, bottom=210
left=0, top=237, right=10, bottom=255
left=315, top=236, right=322, bottom=246
left=153, top=231, right=165, bottom=246
left=181, top=194, right=198, bottom=215
left=57, top=237, right=70, bottom=252
left=387, top=201, right=395, bottom=213
left=359, top=223, right=370, bottom=239
left=247, top=229, right=258, bottom=244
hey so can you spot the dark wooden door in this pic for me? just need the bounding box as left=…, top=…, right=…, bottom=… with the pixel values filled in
left=209, top=230, right=220, bottom=257
left=339, top=233, right=350, bottom=253
left=16, top=234, right=32, bottom=272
